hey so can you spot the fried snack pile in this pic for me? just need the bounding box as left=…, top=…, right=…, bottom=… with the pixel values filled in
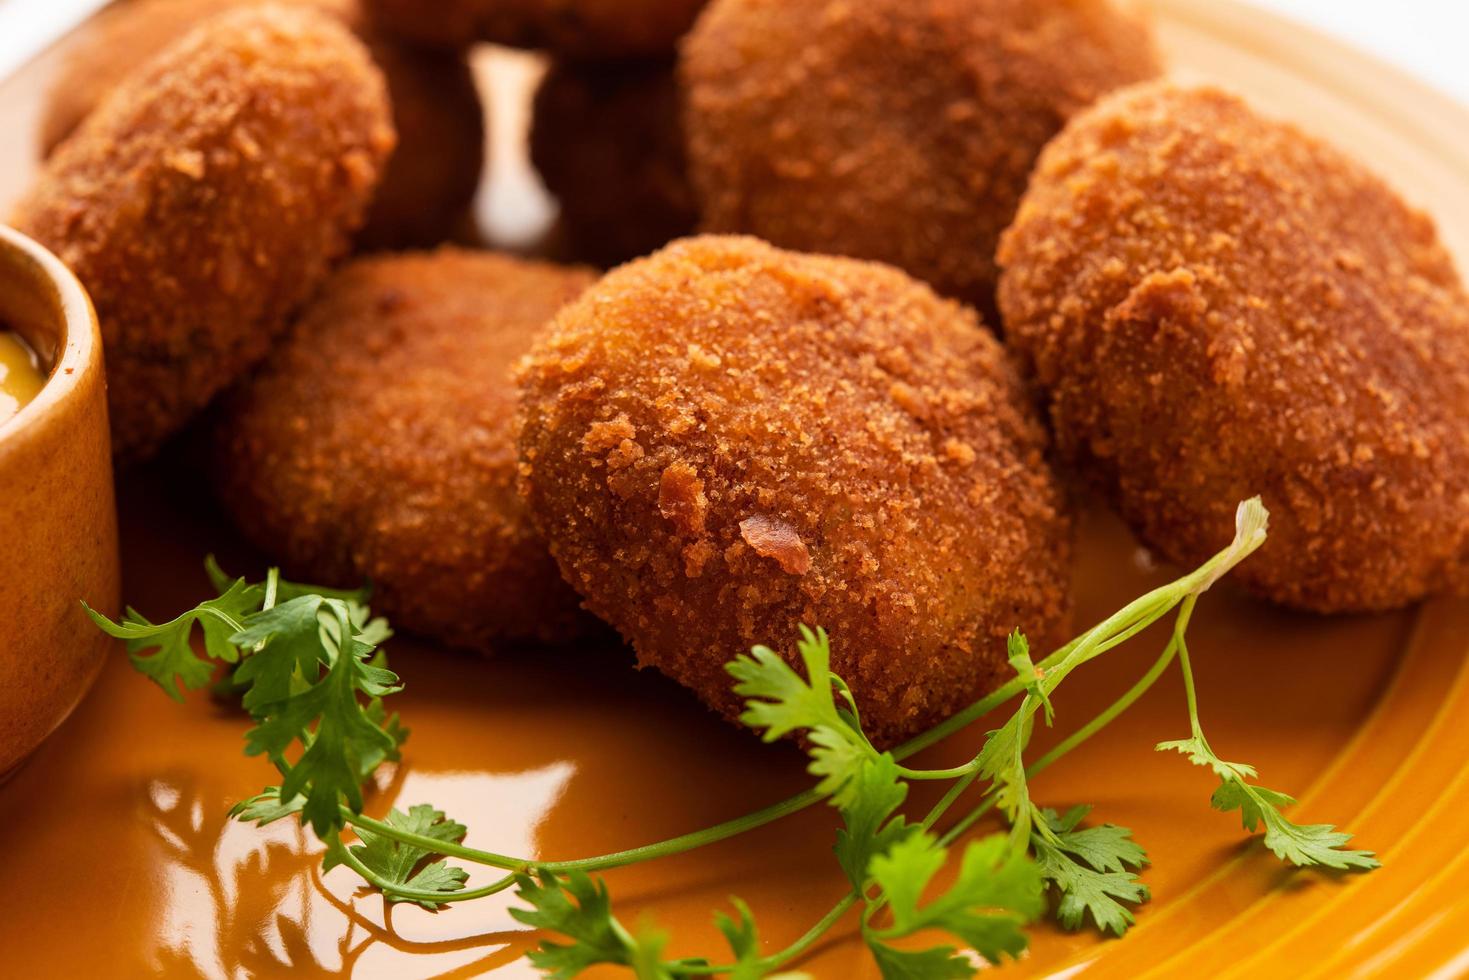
left=36, top=0, right=482, bottom=250
left=999, top=83, right=1469, bottom=613
left=215, top=250, right=597, bottom=650
left=681, top=0, right=1160, bottom=309
left=13, top=4, right=394, bottom=463
left=517, top=236, right=1071, bottom=745
left=362, top=0, right=707, bottom=59
left=531, top=58, right=696, bottom=267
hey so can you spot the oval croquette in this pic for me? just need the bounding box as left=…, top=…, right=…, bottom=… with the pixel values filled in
left=12, top=4, right=394, bottom=463
left=531, top=58, right=697, bottom=267
left=681, top=0, right=1160, bottom=309
left=998, top=83, right=1469, bottom=613
left=361, top=0, right=707, bottom=58
left=214, top=249, right=597, bottom=650
left=35, top=0, right=483, bottom=250
left=517, top=236, right=1072, bottom=746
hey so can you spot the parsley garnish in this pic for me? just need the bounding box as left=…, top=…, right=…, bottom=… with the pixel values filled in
left=1155, top=592, right=1378, bottom=871
left=87, top=498, right=1378, bottom=977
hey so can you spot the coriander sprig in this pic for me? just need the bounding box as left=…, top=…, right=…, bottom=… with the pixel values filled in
left=89, top=565, right=405, bottom=836
left=1155, top=596, right=1379, bottom=871
left=88, top=497, right=1379, bottom=978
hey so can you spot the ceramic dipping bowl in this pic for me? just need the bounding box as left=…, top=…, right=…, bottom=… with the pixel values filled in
left=0, top=223, right=118, bottom=775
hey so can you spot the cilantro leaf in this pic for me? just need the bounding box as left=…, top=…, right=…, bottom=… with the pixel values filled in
left=1159, top=736, right=1378, bottom=871
left=973, top=712, right=1033, bottom=828
left=242, top=597, right=402, bottom=835
left=325, top=804, right=468, bottom=910
left=728, top=626, right=863, bottom=743
left=807, top=725, right=872, bottom=810
left=728, top=625, right=877, bottom=809
left=867, top=943, right=975, bottom=980
left=1040, top=806, right=1148, bottom=876
left=1156, top=735, right=1257, bottom=783
left=84, top=577, right=261, bottom=699
left=868, top=831, right=1043, bottom=969
left=1031, top=815, right=1150, bottom=936
left=512, top=871, right=636, bottom=978
left=834, top=754, right=915, bottom=888
left=512, top=872, right=760, bottom=979
left=231, top=595, right=332, bottom=715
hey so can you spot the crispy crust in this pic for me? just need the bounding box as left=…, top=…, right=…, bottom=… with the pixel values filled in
left=13, top=4, right=394, bottom=463
left=214, top=249, right=597, bottom=650
left=531, top=58, right=697, bottom=267
left=998, top=83, right=1469, bottom=612
left=361, top=0, right=707, bottom=58
left=680, top=0, right=1159, bottom=309
left=36, top=0, right=482, bottom=249
left=517, top=235, right=1072, bottom=746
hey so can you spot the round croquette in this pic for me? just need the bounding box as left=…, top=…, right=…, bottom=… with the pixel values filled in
left=35, top=0, right=483, bottom=250
left=680, top=0, right=1160, bottom=309
left=214, top=249, right=597, bottom=650
left=12, top=5, right=394, bottom=463
left=531, top=58, right=697, bottom=267
left=361, top=0, right=707, bottom=58
left=517, top=235, right=1072, bottom=746
left=998, top=83, right=1469, bottom=613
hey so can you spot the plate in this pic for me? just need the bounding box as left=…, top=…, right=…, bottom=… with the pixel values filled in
left=2, top=1, right=1468, bottom=976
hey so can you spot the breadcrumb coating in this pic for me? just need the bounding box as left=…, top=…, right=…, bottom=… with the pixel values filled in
left=214, top=249, right=597, bottom=650
left=998, top=83, right=1469, bottom=613
left=361, top=0, right=707, bottom=58
left=35, top=0, right=482, bottom=249
left=681, top=0, right=1159, bottom=309
left=517, top=236, right=1071, bottom=746
left=13, top=4, right=394, bottom=463
left=531, top=58, right=697, bottom=267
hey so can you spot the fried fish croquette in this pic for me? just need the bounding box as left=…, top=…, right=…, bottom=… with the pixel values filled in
left=36, top=0, right=482, bottom=250
left=215, top=249, right=597, bottom=650
left=681, top=0, right=1160, bottom=308
left=998, top=83, right=1469, bottom=613
left=531, top=58, right=696, bottom=267
left=13, top=5, right=393, bottom=463
left=517, top=236, right=1071, bottom=745
left=361, top=0, right=707, bottom=58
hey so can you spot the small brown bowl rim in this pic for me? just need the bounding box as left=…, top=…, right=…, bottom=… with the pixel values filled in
left=0, top=223, right=99, bottom=444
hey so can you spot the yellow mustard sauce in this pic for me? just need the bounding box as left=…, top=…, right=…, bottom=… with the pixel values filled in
left=0, top=330, right=45, bottom=426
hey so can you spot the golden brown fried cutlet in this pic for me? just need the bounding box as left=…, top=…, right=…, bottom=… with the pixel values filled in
left=517, top=235, right=1072, bottom=746
left=36, top=0, right=482, bottom=250
left=215, top=249, right=597, bottom=650
left=13, top=4, right=394, bottom=463
left=998, top=83, right=1469, bottom=613
left=531, top=58, right=697, bottom=267
left=680, top=0, right=1160, bottom=311
left=361, top=0, right=707, bottom=58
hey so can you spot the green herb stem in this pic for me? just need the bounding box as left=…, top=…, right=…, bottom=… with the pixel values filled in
left=332, top=843, right=518, bottom=903
left=1027, top=635, right=1181, bottom=778
left=337, top=551, right=1230, bottom=876
left=677, top=891, right=862, bottom=976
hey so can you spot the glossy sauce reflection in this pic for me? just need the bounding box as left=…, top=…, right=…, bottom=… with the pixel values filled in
left=138, top=762, right=577, bottom=976
left=0, top=457, right=1421, bottom=979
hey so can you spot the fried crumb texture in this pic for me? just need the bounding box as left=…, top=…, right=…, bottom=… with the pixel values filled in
left=681, top=0, right=1160, bottom=308
left=214, top=248, right=597, bottom=650
left=12, top=3, right=395, bottom=462
left=518, top=235, right=1072, bottom=746
left=34, top=0, right=482, bottom=250
left=999, top=82, right=1469, bottom=613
